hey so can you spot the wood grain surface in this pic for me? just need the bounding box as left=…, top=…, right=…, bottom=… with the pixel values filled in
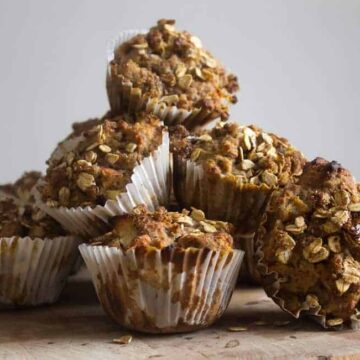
left=1, top=269, right=360, bottom=360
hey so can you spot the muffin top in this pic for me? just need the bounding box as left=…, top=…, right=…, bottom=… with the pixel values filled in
left=171, top=122, right=306, bottom=188
left=0, top=171, right=41, bottom=203
left=0, top=172, right=65, bottom=238
left=48, top=113, right=114, bottom=166
left=109, top=19, right=238, bottom=121
left=42, top=113, right=165, bottom=209
left=257, top=158, right=360, bottom=326
left=91, top=205, right=234, bottom=251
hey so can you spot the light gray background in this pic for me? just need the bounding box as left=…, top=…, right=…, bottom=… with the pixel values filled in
left=0, top=0, right=359, bottom=183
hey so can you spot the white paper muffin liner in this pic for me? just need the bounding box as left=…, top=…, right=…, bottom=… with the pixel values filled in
left=234, top=232, right=261, bottom=284
left=79, top=244, right=244, bottom=333
left=173, top=156, right=272, bottom=285
left=254, top=225, right=360, bottom=330
left=173, top=156, right=272, bottom=235
left=0, top=235, right=80, bottom=307
left=106, top=30, right=222, bottom=129
left=35, top=132, right=171, bottom=237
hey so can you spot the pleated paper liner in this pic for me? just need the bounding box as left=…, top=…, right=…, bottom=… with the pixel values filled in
left=35, top=132, right=172, bottom=238
left=173, top=156, right=273, bottom=235
left=235, top=232, right=262, bottom=284
left=106, top=29, right=225, bottom=130
left=254, top=224, right=360, bottom=330
left=79, top=244, right=244, bottom=334
left=0, top=235, right=80, bottom=307
left=173, top=156, right=272, bottom=284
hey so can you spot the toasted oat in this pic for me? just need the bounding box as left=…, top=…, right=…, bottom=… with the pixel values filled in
left=227, top=326, right=247, bottom=332
left=254, top=320, right=268, bottom=326
left=112, top=335, right=132, bottom=344
left=326, top=318, right=343, bottom=327
left=305, top=294, right=319, bottom=308
left=99, top=144, right=112, bottom=153
left=336, top=279, right=350, bottom=294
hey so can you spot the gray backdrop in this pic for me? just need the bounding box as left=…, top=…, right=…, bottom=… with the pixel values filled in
left=0, top=0, right=359, bottom=182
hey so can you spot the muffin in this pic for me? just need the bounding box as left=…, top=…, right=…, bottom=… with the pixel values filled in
left=171, top=121, right=305, bottom=282
left=106, top=19, right=239, bottom=129
left=0, top=172, right=80, bottom=307
left=79, top=205, right=244, bottom=333
left=255, top=158, right=360, bottom=328
left=172, top=122, right=306, bottom=233
left=37, top=113, right=171, bottom=237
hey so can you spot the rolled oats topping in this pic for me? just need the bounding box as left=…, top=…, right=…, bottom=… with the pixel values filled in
left=42, top=113, right=165, bottom=209
left=0, top=172, right=65, bottom=238
left=171, top=122, right=306, bottom=187
left=90, top=205, right=234, bottom=251
left=257, top=157, right=360, bottom=325
left=108, top=19, right=239, bottom=122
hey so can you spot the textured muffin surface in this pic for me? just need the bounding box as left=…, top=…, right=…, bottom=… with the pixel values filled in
left=171, top=122, right=306, bottom=188
left=91, top=205, right=234, bottom=251
left=257, top=158, right=360, bottom=327
left=109, top=19, right=238, bottom=120
left=0, top=172, right=65, bottom=238
left=42, top=113, right=164, bottom=209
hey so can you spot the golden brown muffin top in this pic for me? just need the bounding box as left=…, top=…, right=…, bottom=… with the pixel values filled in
left=258, top=158, right=360, bottom=326
left=91, top=205, right=234, bottom=251
left=0, top=172, right=66, bottom=239
left=48, top=112, right=114, bottom=167
left=42, top=113, right=165, bottom=209
left=109, top=19, right=238, bottom=120
left=171, top=122, right=306, bottom=188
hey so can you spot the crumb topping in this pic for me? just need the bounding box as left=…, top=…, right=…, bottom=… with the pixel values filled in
left=90, top=205, right=234, bottom=251
left=109, top=19, right=239, bottom=120
left=42, top=113, right=164, bottom=209
left=0, top=172, right=65, bottom=238
left=171, top=122, right=306, bottom=187
left=258, top=158, right=360, bottom=324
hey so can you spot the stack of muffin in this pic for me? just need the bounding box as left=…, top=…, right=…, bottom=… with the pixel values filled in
left=1, top=19, right=360, bottom=333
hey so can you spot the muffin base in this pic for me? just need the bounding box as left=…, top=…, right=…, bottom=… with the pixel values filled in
left=79, top=244, right=243, bottom=334
left=0, top=235, right=80, bottom=307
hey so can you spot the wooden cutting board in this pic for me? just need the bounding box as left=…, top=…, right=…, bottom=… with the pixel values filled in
left=1, top=269, right=360, bottom=360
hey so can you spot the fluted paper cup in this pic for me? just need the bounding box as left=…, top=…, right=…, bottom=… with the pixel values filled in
left=36, top=132, right=171, bottom=238
left=173, top=156, right=272, bottom=235
left=79, top=244, right=244, bottom=333
left=106, top=30, right=224, bottom=129
left=235, top=232, right=262, bottom=284
left=0, top=235, right=80, bottom=307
